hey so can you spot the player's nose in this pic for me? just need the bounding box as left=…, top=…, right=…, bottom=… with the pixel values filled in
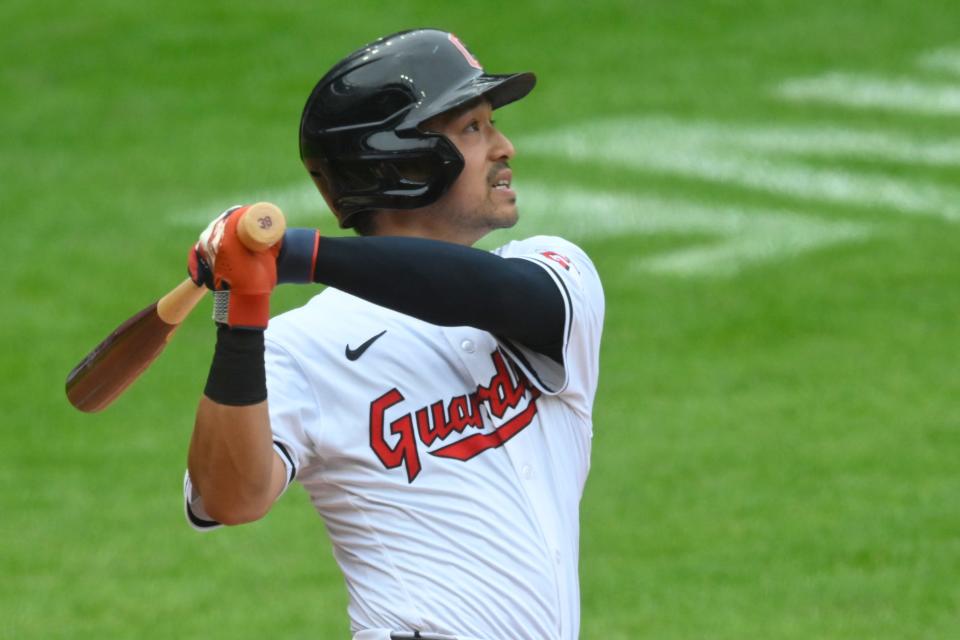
left=490, top=128, right=515, bottom=162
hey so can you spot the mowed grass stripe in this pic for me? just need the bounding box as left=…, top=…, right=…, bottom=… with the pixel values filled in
left=515, top=183, right=869, bottom=276
left=919, top=47, right=960, bottom=75
left=687, top=121, right=960, bottom=168
left=520, top=118, right=960, bottom=221
left=776, top=73, right=960, bottom=115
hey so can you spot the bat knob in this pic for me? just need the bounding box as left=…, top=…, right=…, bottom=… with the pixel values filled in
left=237, top=202, right=286, bottom=251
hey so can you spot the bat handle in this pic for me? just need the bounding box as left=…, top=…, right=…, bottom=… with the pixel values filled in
left=157, top=278, right=208, bottom=324
left=156, top=202, right=287, bottom=326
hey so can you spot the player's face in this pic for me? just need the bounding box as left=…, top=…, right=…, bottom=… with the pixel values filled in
left=422, top=99, right=518, bottom=242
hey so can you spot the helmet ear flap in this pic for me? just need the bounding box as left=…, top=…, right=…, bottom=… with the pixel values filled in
left=331, top=132, right=463, bottom=224
left=383, top=130, right=464, bottom=188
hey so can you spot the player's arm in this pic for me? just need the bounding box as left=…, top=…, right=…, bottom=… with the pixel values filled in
left=184, top=209, right=288, bottom=526
left=281, top=233, right=566, bottom=361
left=187, top=334, right=288, bottom=525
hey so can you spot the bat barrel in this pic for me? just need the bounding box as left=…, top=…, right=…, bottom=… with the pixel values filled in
left=65, top=301, right=178, bottom=412
left=66, top=202, right=287, bottom=413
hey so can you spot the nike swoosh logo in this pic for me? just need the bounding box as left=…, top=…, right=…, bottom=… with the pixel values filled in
left=345, top=330, right=387, bottom=361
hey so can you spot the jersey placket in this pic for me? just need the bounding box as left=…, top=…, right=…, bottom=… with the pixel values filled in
left=441, top=326, right=566, bottom=637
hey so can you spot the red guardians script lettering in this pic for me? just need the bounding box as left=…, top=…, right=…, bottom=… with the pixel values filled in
left=369, top=351, right=540, bottom=482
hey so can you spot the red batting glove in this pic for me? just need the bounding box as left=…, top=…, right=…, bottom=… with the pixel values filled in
left=188, top=206, right=236, bottom=290
left=188, top=205, right=280, bottom=329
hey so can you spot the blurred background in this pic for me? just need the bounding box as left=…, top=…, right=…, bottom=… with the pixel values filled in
left=2, top=1, right=958, bottom=637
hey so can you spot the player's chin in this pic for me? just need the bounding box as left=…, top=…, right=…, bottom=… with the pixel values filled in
left=493, top=203, right=519, bottom=229
left=481, top=192, right=519, bottom=229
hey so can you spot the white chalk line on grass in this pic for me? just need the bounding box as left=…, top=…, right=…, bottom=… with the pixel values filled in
left=169, top=179, right=871, bottom=277
left=520, top=118, right=960, bottom=221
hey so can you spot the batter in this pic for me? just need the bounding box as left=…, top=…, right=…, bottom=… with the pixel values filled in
left=183, top=29, right=604, bottom=640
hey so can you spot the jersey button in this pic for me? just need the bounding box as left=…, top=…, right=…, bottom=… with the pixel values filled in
left=521, top=464, right=532, bottom=479
left=460, top=339, right=475, bottom=353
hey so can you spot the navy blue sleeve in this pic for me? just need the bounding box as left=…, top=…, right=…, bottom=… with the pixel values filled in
left=310, top=236, right=564, bottom=361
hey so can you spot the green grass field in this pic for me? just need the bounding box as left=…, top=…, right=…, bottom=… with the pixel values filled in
left=3, top=1, right=959, bottom=637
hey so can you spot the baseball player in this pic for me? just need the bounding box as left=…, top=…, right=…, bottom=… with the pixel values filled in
left=184, top=29, right=604, bottom=640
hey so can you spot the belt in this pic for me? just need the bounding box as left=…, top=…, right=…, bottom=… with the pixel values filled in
left=353, top=630, right=486, bottom=640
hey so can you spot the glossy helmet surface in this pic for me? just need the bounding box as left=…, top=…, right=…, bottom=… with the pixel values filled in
left=299, top=29, right=536, bottom=228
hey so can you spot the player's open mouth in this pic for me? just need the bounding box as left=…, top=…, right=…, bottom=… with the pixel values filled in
left=491, top=168, right=513, bottom=192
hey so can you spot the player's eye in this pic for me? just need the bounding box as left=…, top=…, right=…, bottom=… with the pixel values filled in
left=464, top=120, right=480, bottom=133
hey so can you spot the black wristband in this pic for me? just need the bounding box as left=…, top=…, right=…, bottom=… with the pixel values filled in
left=204, top=325, right=267, bottom=406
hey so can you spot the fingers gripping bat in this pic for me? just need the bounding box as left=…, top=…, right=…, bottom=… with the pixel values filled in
left=65, top=202, right=286, bottom=413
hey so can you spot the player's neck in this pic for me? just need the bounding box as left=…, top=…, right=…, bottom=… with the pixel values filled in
left=371, top=210, right=485, bottom=246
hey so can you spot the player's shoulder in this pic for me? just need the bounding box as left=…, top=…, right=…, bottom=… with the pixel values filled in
left=494, top=235, right=600, bottom=285
left=492, top=234, right=588, bottom=260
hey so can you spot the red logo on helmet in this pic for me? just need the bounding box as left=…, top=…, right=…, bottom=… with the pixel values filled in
left=448, top=33, right=483, bottom=70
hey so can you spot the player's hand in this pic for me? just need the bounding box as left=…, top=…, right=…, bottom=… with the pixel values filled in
left=188, top=206, right=238, bottom=290
left=187, top=205, right=281, bottom=329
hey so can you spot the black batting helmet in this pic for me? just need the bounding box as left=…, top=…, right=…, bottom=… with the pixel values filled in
left=299, top=29, right=536, bottom=228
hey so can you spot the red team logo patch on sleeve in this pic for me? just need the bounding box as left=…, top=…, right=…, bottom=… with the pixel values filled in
left=540, top=251, right=572, bottom=270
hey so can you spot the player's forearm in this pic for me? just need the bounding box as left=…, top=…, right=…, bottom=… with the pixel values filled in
left=188, top=398, right=278, bottom=524
left=187, top=326, right=278, bottom=524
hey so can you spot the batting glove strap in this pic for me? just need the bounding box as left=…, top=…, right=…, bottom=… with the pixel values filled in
left=212, top=288, right=273, bottom=331
left=212, top=291, right=230, bottom=325
left=187, top=246, right=215, bottom=289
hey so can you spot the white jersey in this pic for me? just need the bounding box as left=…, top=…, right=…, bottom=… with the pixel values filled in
left=185, top=236, right=604, bottom=639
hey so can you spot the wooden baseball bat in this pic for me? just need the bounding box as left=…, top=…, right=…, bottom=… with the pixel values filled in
left=65, top=202, right=286, bottom=413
